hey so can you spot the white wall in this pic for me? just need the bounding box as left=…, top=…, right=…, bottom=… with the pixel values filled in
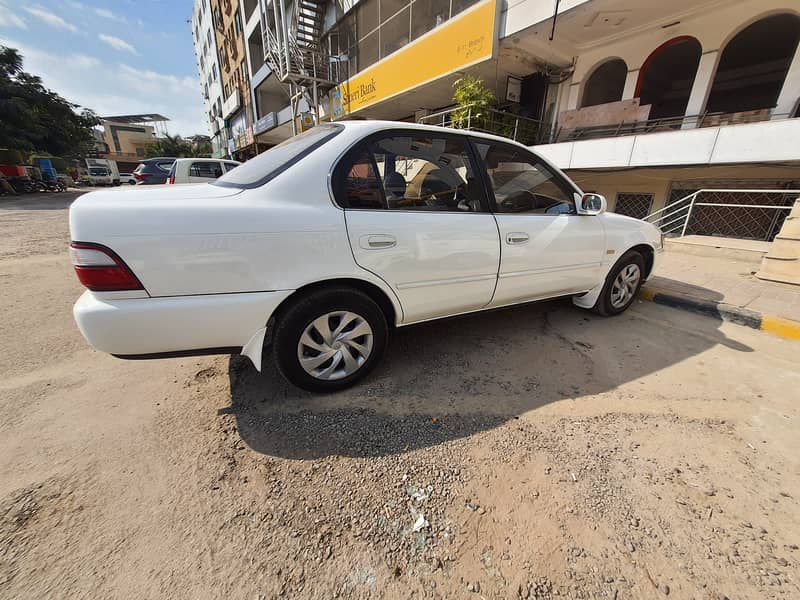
left=564, top=0, right=800, bottom=101
left=533, top=118, right=800, bottom=171
left=502, top=0, right=590, bottom=38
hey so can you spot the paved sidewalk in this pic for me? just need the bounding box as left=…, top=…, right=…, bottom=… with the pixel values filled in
left=640, top=248, right=800, bottom=339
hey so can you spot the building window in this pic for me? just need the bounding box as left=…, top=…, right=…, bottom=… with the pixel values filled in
left=581, top=58, right=628, bottom=108
left=207, top=28, right=212, bottom=47
left=357, top=0, right=379, bottom=36
left=234, top=9, right=242, bottom=35
left=614, top=193, right=654, bottom=220
left=410, top=0, right=450, bottom=41
left=637, top=37, right=701, bottom=120
left=324, top=0, right=480, bottom=77
left=706, top=14, right=800, bottom=115
left=380, top=0, right=408, bottom=23
left=380, top=6, right=410, bottom=59
left=451, top=0, right=480, bottom=16
left=211, top=62, right=218, bottom=81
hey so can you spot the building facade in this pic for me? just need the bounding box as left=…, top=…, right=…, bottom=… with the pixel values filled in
left=191, top=0, right=226, bottom=158
left=193, top=0, right=800, bottom=240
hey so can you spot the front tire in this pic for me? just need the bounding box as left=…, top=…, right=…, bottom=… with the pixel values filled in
left=272, top=287, right=388, bottom=392
left=592, top=251, right=646, bottom=316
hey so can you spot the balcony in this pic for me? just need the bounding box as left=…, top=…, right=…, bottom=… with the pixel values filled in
left=418, top=105, right=544, bottom=146
left=222, top=89, right=241, bottom=119
left=418, top=101, right=800, bottom=171
left=551, top=100, right=779, bottom=143
left=535, top=114, right=800, bottom=171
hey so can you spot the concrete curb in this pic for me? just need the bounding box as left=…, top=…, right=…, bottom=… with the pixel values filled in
left=638, top=286, right=800, bottom=341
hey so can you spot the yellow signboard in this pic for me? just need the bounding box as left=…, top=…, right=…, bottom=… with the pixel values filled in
left=332, top=0, right=497, bottom=116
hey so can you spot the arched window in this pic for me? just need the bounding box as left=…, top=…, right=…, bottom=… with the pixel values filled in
left=581, top=58, right=628, bottom=108
left=707, top=14, right=800, bottom=114
left=636, top=37, right=702, bottom=120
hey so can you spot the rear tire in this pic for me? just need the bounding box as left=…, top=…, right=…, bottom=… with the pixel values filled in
left=272, top=287, right=388, bottom=392
left=592, top=251, right=646, bottom=316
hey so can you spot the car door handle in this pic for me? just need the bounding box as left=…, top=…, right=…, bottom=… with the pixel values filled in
left=506, top=232, right=530, bottom=245
left=360, top=234, right=397, bottom=249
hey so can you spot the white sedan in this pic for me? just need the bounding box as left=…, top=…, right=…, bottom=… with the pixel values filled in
left=69, top=121, right=663, bottom=391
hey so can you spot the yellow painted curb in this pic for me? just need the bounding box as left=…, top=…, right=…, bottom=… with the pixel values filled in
left=638, top=287, right=656, bottom=301
left=761, top=315, right=800, bottom=341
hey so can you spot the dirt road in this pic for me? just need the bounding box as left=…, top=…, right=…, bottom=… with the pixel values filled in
left=1, top=193, right=799, bottom=599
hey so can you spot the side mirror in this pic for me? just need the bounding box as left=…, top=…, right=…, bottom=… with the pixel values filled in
left=577, top=193, right=606, bottom=215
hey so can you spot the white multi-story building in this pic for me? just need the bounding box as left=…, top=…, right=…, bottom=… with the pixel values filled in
left=191, top=0, right=226, bottom=158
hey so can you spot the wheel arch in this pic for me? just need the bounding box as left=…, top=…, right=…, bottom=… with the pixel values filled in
left=627, top=243, right=655, bottom=279
left=270, top=277, right=400, bottom=332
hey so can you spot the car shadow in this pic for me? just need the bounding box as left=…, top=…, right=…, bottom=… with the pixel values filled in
left=223, top=284, right=752, bottom=459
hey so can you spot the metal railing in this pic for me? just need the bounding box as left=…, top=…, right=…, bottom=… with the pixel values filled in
left=549, top=110, right=794, bottom=144
left=644, top=189, right=800, bottom=241
left=417, top=104, right=545, bottom=145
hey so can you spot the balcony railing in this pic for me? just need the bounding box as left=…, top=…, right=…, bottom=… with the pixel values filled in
left=551, top=109, right=793, bottom=144
left=417, top=104, right=544, bottom=145
left=418, top=104, right=797, bottom=147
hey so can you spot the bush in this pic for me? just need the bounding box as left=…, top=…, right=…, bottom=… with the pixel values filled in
left=451, top=76, right=495, bottom=130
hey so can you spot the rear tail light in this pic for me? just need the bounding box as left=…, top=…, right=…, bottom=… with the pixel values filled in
left=167, top=175, right=174, bottom=184
left=70, top=242, right=143, bottom=291
left=134, top=172, right=148, bottom=181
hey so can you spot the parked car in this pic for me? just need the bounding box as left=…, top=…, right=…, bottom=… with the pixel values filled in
left=69, top=121, right=663, bottom=392
left=132, top=158, right=175, bottom=185
left=166, top=158, right=240, bottom=184
left=87, top=166, right=113, bottom=186
left=119, top=172, right=137, bottom=185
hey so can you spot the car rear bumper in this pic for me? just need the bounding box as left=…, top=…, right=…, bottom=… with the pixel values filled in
left=73, top=289, right=293, bottom=357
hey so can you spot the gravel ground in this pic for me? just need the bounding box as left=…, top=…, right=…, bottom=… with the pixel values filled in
left=1, top=193, right=799, bottom=599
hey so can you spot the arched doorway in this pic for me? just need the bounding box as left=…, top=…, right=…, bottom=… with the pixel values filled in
left=706, top=14, right=800, bottom=114
left=636, top=37, right=702, bottom=120
left=581, top=58, right=627, bottom=108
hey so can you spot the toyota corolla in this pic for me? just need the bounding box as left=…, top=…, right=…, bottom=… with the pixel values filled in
left=69, top=121, right=663, bottom=391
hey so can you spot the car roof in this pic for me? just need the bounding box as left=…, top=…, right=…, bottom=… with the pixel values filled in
left=333, top=119, right=532, bottom=148
left=173, top=157, right=239, bottom=163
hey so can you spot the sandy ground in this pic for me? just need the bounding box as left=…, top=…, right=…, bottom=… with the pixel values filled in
left=1, top=193, right=799, bottom=599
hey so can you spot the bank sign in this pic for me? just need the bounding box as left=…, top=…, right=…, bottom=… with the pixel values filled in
left=331, top=0, right=497, bottom=117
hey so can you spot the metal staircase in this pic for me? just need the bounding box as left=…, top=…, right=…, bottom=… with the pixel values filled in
left=261, top=0, right=338, bottom=133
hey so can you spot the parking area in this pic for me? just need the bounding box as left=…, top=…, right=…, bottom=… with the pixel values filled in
left=1, top=194, right=799, bottom=599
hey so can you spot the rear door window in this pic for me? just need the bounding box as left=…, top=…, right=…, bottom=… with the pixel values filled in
left=213, top=124, right=343, bottom=188
left=189, top=162, right=223, bottom=178
left=334, top=132, right=486, bottom=213
left=156, top=161, right=175, bottom=172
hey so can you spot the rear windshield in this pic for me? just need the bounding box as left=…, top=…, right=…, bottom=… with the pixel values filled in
left=213, top=124, right=343, bottom=189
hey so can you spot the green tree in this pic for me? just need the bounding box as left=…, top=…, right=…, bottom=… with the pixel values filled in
left=0, top=46, right=100, bottom=158
left=451, top=76, right=495, bottom=130
left=144, top=134, right=211, bottom=158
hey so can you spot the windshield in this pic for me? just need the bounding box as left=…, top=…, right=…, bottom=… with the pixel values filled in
left=213, top=124, right=343, bottom=188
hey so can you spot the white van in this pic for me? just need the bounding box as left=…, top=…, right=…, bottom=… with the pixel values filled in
left=86, top=158, right=120, bottom=186
left=87, top=166, right=113, bottom=186
left=166, top=158, right=240, bottom=184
